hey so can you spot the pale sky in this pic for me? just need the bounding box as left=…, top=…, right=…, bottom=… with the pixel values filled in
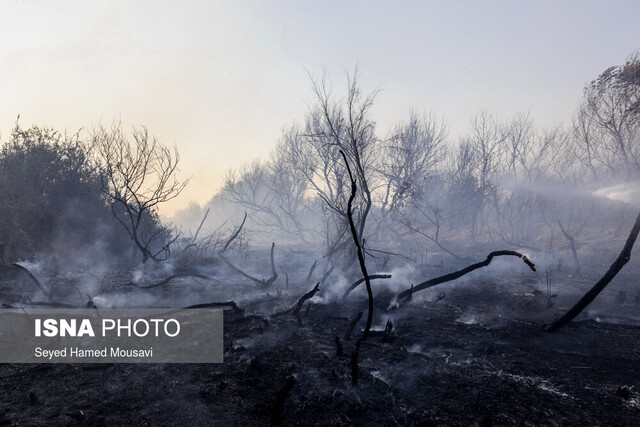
left=1, top=0, right=639, bottom=216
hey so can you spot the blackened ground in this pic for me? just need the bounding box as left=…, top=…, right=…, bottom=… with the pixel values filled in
left=0, top=277, right=640, bottom=426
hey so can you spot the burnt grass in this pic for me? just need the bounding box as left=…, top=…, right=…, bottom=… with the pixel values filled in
left=1, top=270, right=640, bottom=425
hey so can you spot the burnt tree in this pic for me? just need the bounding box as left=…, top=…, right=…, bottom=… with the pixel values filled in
left=340, top=150, right=374, bottom=385
left=546, top=210, right=640, bottom=332
left=397, top=250, right=536, bottom=302
left=94, top=123, right=188, bottom=263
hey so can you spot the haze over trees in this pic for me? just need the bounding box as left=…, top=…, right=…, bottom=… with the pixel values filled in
left=0, top=121, right=186, bottom=267
left=218, top=52, right=640, bottom=279
left=0, top=46, right=639, bottom=418
left=0, top=51, right=638, bottom=282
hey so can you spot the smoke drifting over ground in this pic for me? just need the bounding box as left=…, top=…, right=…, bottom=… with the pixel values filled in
left=1, top=53, right=640, bottom=425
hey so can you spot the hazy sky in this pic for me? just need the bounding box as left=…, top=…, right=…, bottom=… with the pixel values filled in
left=1, top=0, right=639, bottom=216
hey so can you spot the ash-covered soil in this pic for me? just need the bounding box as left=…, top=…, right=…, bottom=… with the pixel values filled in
left=1, top=272, right=640, bottom=426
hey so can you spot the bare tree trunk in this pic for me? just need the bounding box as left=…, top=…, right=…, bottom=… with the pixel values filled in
left=545, top=211, right=640, bottom=332
left=339, top=151, right=373, bottom=386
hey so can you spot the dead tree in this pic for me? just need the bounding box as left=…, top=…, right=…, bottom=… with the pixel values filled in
left=93, top=123, right=188, bottom=263
left=574, top=52, right=640, bottom=179
left=339, top=150, right=374, bottom=385
left=219, top=242, right=278, bottom=288
left=558, top=221, right=580, bottom=273
left=342, top=274, right=392, bottom=300
left=545, top=210, right=640, bottom=332
left=397, top=250, right=536, bottom=302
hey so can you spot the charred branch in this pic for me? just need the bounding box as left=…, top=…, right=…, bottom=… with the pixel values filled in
left=184, top=301, right=244, bottom=314
left=342, top=274, right=392, bottom=299
left=268, top=242, right=278, bottom=286
left=12, top=263, right=51, bottom=300
left=305, top=260, right=318, bottom=283
left=190, top=207, right=210, bottom=245
left=131, top=272, right=214, bottom=289
left=274, top=282, right=320, bottom=316
left=219, top=242, right=278, bottom=288
left=270, top=376, right=296, bottom=425
left=545, top=210, right=640, bottom=332
left=344, top=311, right=363, bottom=341
left=397, top=250, right=536, bottom=302
left=400, top=221, right=475, bottom=263
left=221, top=211, right=247, bottom=254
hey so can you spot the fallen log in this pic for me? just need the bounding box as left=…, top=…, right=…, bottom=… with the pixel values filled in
left=274, top=283, right=320, bottom=316
left=8, top=301, right=77, bottom=308
left=342, top=274, right=392, bottom=300
left=545, top=210, right=640, bottom=332
left=131, top=272, right=214, bottom=289
left=12, top=263, right=51, bottom=300
left=396, top=250, right=536, bottom=303
left=184, top=301, right=244, bottom=314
